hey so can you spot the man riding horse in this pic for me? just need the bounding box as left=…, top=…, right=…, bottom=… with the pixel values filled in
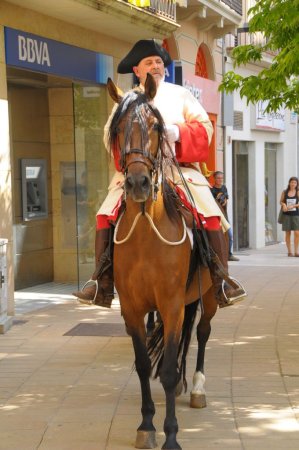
left=73, top=39, right=246, bottom=308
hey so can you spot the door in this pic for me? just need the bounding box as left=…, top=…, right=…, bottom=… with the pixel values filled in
left=265, top=144, right=277, bottom=244
left=233, top=141, right=249, bottom=249
left=73, top=83, right=109, bottom=284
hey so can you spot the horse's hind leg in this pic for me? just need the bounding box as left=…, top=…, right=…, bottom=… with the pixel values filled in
left=131, top=331, right=157, bottom=449
left=190, top=290, right=217, bottom=409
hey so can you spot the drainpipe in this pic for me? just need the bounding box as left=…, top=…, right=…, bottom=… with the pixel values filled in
left=221, top=37, right=227, bottom=176
left=221, top=35, right=239, bottom=249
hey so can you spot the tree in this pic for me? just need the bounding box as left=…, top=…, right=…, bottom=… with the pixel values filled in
left=219, top=0, right=299, bottom=113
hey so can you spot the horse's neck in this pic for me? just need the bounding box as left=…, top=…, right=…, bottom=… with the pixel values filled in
left=124, top=193, right=180, bottom=237
left=125, top=197, right=157, bottom=219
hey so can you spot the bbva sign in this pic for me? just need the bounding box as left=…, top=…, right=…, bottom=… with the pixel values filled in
left=18, top=35, right=51, bottom=67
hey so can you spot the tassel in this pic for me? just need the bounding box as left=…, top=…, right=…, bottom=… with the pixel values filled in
left=200, top=162, right=213, bottom=178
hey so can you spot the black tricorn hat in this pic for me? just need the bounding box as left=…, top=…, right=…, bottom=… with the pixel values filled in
left=117, top=39, right=172, bottom=74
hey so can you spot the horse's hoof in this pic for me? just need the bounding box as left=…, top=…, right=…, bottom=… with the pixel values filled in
left=190, top=392, right=207, bottom=408
left=161, top=443, right=182, bottom=450
left=175, top=380, right=183, bottom=397
left=135, top=430, right=157, bottom=449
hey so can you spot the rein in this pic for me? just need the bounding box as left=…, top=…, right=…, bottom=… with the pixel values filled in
left=114, top=210, right=187, bottom=246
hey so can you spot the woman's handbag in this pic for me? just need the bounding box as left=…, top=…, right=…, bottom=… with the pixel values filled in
left=277, top=208, right=284, bottom=224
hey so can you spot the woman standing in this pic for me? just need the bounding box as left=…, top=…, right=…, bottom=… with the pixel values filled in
left=280, top=176, right=299, bottom=256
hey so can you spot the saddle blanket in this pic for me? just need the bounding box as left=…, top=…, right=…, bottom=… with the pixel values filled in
left=96, top=169, right=230, bottom=233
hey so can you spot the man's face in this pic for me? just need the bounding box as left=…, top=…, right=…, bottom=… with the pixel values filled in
left=214, top=174, right=224, bottom=187
left=133, top=56, right=165, bottom=86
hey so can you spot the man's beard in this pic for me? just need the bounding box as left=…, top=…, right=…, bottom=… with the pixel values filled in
left=151, top=72, right=165, bottom=85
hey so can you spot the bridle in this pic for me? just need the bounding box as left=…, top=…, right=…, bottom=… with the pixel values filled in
left=118, top=110, right=164, bottom=201
left=121, top=147, right=159, bottom=174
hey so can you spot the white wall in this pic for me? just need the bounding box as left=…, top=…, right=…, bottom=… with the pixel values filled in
left=224, top=59, right=298, bottom=248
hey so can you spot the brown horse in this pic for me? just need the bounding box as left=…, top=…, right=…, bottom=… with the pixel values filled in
left=107, top=74, right=218, bottom=450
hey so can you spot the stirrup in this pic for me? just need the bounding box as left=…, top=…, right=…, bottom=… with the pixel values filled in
left=221, top=277, right=247, bottom=307
left=78, top=279, right=98, bottom=305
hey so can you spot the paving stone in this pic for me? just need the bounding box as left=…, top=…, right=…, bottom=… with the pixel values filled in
left=0, top=245, right=299, bottom=449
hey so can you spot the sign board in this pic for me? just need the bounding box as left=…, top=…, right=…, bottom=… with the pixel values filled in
left=5, top=27, right=113, bottom=84
left=182, top=72, right=220, bottom=114
left=290, top=111, right=297, bottom=124
left=164, top=61, right=175, bottom=84
left=254, top=100, right=285, bottom=131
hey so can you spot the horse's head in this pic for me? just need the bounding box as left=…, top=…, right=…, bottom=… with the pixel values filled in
left=107, top=74, right=167, bottom=203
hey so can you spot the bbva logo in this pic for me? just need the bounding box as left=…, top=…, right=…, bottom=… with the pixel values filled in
left=18, top=35, right=51, bottom=67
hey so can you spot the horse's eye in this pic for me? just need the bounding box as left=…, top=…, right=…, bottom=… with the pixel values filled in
left=153, top=123, right=161, bottom=132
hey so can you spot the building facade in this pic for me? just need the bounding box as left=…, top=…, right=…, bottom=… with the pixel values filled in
left=222, top=1, right=298, bottom=250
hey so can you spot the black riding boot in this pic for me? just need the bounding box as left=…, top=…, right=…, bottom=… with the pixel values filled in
left=72, top=228, right=114, bottom=308
left=206, top=229, right=246, bottom=308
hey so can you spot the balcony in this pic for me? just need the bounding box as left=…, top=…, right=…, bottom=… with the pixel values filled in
left=124, top=0, right=176, bottom=22
left=221, top=0, right=242, bottom=16
left=177, top=0, right=242, bottom=38
left=224, top=28, right=277, bottom=68
left=236, top=27, right=268, bottom=47
left=225, top=27, right=277, bottom=59
left=5, top=0, right=179, bottom=41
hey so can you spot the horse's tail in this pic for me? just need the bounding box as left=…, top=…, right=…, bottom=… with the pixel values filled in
left=147, top=299, right=200, bottom=390
left=177, top=299, right=200, bottom=391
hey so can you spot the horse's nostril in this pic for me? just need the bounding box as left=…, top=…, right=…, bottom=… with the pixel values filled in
left=126, top=175, right=134, bottom=189
left=141, top=176, right=149, bottom=188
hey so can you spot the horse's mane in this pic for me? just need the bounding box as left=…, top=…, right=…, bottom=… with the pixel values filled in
left=108, top=89, right=181, bottom=224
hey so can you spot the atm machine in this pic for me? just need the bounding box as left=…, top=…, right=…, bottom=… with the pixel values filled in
left=21, top=159, right=48, bottom=221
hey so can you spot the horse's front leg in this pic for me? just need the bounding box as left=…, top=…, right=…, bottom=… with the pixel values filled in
left=160, top=312, right=183, bottom=450
left=131, top=328, right=157, bottom=449
left=190, top=290, right=217, bottom=409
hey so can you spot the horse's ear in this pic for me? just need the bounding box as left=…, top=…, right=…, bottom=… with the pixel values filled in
left=144, top=73, right=157, bottom=101
left=107, top=78, right=123, bottom=104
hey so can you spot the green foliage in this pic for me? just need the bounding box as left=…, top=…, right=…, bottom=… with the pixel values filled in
left=219, top=0, right=299, bottom=112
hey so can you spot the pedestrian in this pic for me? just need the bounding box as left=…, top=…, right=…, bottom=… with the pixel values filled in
left=73, top=39, right=246, bottom=307
left=210, top=171, right=239, bottom=261
left=279, top=176, right=299, bottom=257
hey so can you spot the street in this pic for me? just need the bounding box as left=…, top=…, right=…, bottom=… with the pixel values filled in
left=0, top=243, right=299, bottom=449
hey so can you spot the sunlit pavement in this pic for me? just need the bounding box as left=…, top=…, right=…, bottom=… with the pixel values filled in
left=0, top=242, right=299, bottom=450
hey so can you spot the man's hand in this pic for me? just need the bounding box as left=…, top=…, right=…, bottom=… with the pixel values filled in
left=165, top=124, right=180, bottom=143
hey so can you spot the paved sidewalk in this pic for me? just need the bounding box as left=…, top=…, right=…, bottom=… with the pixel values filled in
left=0, top=243, right=299, bottom=450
